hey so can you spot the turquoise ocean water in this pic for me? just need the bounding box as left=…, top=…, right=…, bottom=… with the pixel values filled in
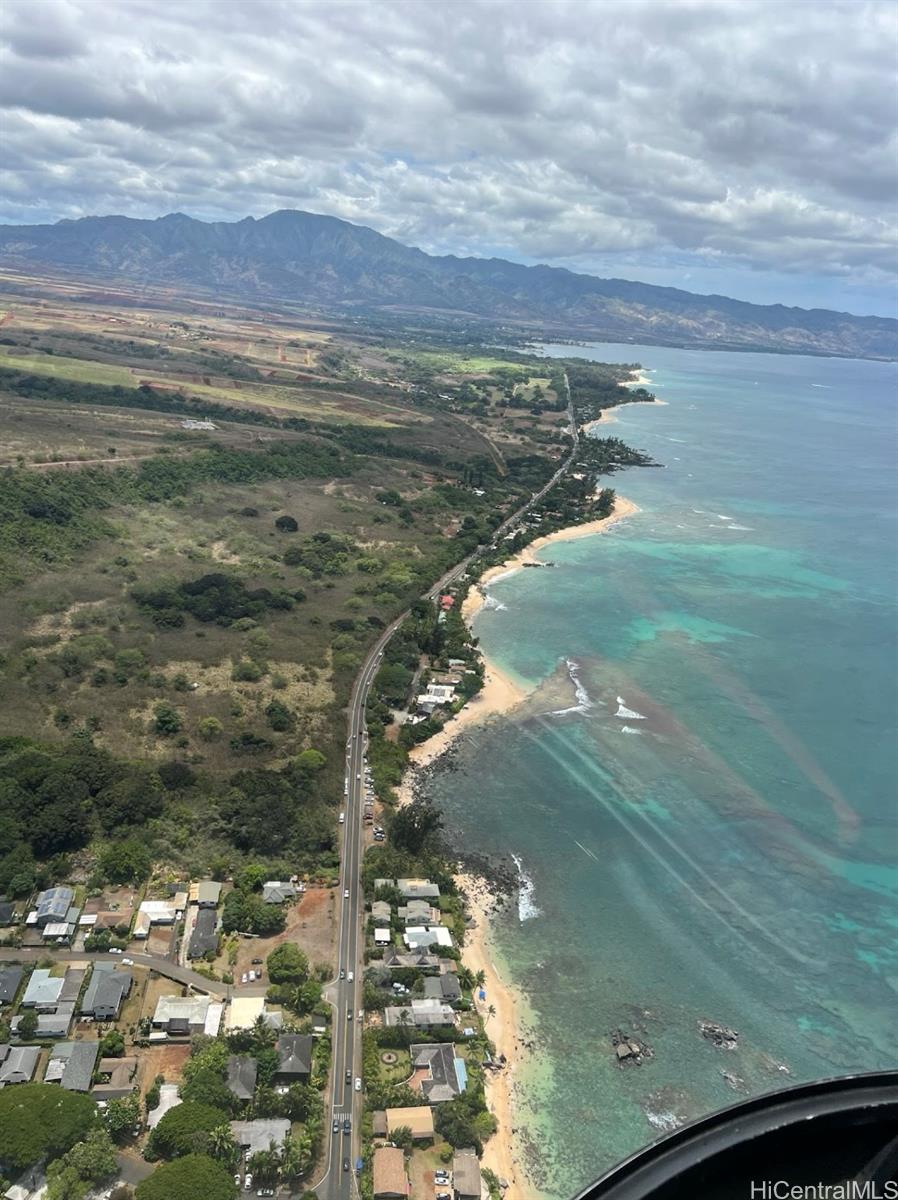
left=423, top=344, right=898, bottom=1197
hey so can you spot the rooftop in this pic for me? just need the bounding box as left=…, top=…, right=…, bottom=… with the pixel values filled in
left=385, top=1105, right=434, bottom=1139
left=227, top=1055, right=258, bottom=1101
left=21, top=969, right=65, bottom=1009
left=452, top=1148, right=483, bottom=1197
left=0, top=1046, right=39, bottom=1085
left=230, top=1118, right=291, bottom=1156
left=410, top=1042, right=464, bottom=1102
left=276, top=1033, right=313, bottom=1076
left=372, top=1145, right=408, bottom=1197
left=44, top=1041, right=99, bottom=1092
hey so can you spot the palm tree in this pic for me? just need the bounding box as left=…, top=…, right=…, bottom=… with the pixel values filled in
left=487, top=1004, right=497, bottom=1020
left=208, top=1124, right=239, bottom=1168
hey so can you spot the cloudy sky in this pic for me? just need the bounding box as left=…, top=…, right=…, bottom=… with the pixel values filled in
left=2, top=0, right=896, bottom=315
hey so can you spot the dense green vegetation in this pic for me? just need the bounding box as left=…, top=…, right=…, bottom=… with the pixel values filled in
left=0, top=1084, right=98, bottom=1170
left=135, top=1155, right=236, bottom=1200
left=132, top=571, right=301, bottom=629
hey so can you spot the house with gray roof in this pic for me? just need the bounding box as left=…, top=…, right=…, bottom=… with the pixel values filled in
left=80, top=965, right=132, bottom=1021
left=13, top=1003, right=74, bottom=1040
left=0, top=967, right=23, bottom=1006
left=187, top=907, right=219, bottom=959
left=227, top=1055, right=258, bottom=1101
left=0, top=901, right=15, bottom=926
left=0, top=1046, right=39, bottom=1085
left=410, top=1042, right=466, bottom=1103
left=34, top=887, right=74, bottom=927
left=230, top=1119, right=290, bottom=1157
left=262, top=881, right=297, bottom=904
left=398, top=899, right=438, bottom=925
left=21, top=969, right=66, bottom=1010
left=58, top=968, right=85, bottom=1005
left=424, top=974, right=462, bottom=1004
left=384, top=998, right=455, bottom=1028
left=371, top=900, right=392, bottom=925
left=381, top=948, right=440, bottom=971
left=275, top=1034, right=313, bottom=1082
left=453, top=1149, right=482, bottom=1200
left=44, top=1041, right=99, bottom=1092
left=396, top=879, right=440, bottom=900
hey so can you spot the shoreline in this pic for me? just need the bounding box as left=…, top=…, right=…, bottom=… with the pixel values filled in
left=395, top=495, right=641, bottom=1195
left=584, top=394, right=667, bottom=431
left=456, top=871, right=533, bottom=1198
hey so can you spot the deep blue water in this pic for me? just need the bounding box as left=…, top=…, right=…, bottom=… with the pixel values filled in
left=424, top=344, right=898, bottom=1197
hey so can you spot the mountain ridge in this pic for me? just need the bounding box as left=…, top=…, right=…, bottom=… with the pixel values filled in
left=1, top=209, right=895, bottom=359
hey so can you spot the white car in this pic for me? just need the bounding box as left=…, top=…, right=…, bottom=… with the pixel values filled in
left=344, top=889, right=350, bottom=899
left=347, top=971, right=354, bottom=982
left=339, top=812, right=345, bottom=824
left=241, top=973, right=248, bottom=984
left=244, top=1174, right=253, bottom=1191
left=354, top=1077, right=361, bottom=1091
left=121, top=957, right=133, bottom=965
left=248, top=970, right=256, bottom=982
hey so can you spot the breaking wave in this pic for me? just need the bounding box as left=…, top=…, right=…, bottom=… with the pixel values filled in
left=550, top=658, right=594, bottom=715
left=615, top=696, right=646, bottom=720
left=620, top=725, right=642, bottom=735
left=511, top=853, right=541, bottom=921
left=482, top=594, right=507, bottom=611
left=644, top=1108, right=681, bottom=1133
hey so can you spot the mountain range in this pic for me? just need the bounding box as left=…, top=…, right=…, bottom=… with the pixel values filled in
left=1, top=210, right=895, bottom=359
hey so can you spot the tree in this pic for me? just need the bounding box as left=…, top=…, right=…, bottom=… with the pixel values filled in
left=206, top=1124, right=239, bottom=1169
left=152, top=702, right=183, bottom=737
left=103, top=1093, right=141, bottom=1144
left=99, top=839, right=151, bottom=884
left=16, top=1008, right=38, bottom=1040
left=0, top=1083, right=98, bottom=1170
left=275, top=515, right=299, bottom=533
left=47, top=1128, right=118, bottom=1198
left=197, top=716, right=224, bottom=742
left=135, top=1154, right=236, bottom=1200
left=389, top=1124, right=415, bottom=1152
left=266, top=942, right=309, bottom=985
left=99, top=1029, right=126, bottom=1058
left=145, top=1101, right=229, bottom=1161
left=265, top=699, right=294, bottom=732
left=389, top=799, right=443, bottom=855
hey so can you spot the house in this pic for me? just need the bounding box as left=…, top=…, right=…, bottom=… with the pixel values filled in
left=373, top=928, right=392, bottom=946
left=0, top=967, right=23, bottom=1006
left=384, top=999, right=455, bottom=1028
left=93, top=1056, right=138, bottom=1100
left=41, top=906, right=80, bottom=941
left=13, top=1003, right=74, bottom=1040
left=133, top=899, right=177, bottom=939
left=44, top=1041, right=99, bottom=1092
left=0, top=901, right=15, bottom=926
left=0, top=1045, right=39, bottom=1086
left=424, top=974, right=462, bottom=1004
left=372, top=1145, right=408, bottom=1199
left=381, top=949, right=440, bottom=971
left=403, top=925, right=453, bottom=951
left=187, top=907, right=218, bottom=959
left=225, top=996, right=266, bottom=1032
left=397, top=879, right=441, bottom=900
left=227, top=1055, right=258, bottom=1102
left=373, top=878, right=396, bottom=892
left=80, top=965, right=132, bottom=1021
left=189, top=880, right=222, bottom=907
left=21, top=969, right=65, bottom=1010
left=34, top=887, right=74, bottom=927
left=230, top=1119, right=290, bottom=1157
left=398, top=900, right=438, bottom=925
left=439, top=595, right=455, bottom=610
left=371, top=900, right=392, bottom=925
left=58, top=969, right=85, bottom=1005
left=371, top=1110, right=388, bottom=1137
left=384, top=1105, right=434, bottom=1141
left=152, top=994, right=212, bottom=1036
left=275, top=1033, right=313, bottom=1082
left=262, top=881, right=297, bottom=905
left=409, top=1043, right=466, bottom=1102
left=453, top=1149, right=482, bottom=1200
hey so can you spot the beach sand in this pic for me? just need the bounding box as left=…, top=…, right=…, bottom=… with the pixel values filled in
left=457, top=871, right=533, bottom=1198
left=393, top=495, right=641, bottom=1194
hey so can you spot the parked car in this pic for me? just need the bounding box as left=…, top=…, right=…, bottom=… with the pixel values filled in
left=241, top=973, right=248, bottom=984
left=248, top=970, right=256, bottom=982
left=243, top=1174, right=253, bottom=1191
left=234, top=1175, right=241, bottom=1188
left=121, top=957, right=134, bottom=965
left=354, top=1077, right=361, bottom=1091
left=251, top=957, right=262, bottom=965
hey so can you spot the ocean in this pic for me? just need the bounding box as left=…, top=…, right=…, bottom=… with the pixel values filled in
left=423, top=343, right=898, bottom=1197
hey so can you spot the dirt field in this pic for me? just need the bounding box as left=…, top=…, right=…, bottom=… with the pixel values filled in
left=137, top=1043, right=191, bottom=1096
left=409, top=1141, right=452, bottom=1199
left=231, top=886, right=337, bottom=981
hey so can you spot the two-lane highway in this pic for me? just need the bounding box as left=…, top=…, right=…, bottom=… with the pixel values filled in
left=314, top=379, right=579, bottom=1197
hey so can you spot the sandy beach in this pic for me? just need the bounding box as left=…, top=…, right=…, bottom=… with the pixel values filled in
left=393, top=495, right=640, bottom=1193
left=457, top=871, right=533, bottom=1198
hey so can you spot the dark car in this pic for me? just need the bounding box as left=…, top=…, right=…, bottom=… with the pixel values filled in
left=251, top=957, right=263, bottom=965
left=343, top=1117, right=351, bottom=1134
left=345, top=1069, right=351, bottom=1084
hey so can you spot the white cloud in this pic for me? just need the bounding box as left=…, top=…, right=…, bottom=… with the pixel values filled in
left=0, top=0, right=896, bottom=310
